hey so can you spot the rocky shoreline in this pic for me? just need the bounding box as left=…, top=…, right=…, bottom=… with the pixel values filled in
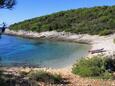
left=5, top=29, right=92, bottom=43
left=5, top=29, right=115, bottom=57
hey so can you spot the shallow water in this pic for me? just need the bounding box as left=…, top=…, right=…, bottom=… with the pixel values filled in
left=0, top=35, right=90, bottom=68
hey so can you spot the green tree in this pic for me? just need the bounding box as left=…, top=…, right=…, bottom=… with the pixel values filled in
left=10, top=5, right=115, bottom=36
left=0, top=0, right=16, bottom=36
left=0, top=0, right=15, bottom=9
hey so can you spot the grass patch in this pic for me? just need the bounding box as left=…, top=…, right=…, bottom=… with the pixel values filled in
left=72, top=55, right=115, bottom=79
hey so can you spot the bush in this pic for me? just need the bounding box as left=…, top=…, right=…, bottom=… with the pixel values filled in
left=101, top=71, right=113, bottom=79
left=28, top=70, right=62, bottom=84
left=99, top=29, right=113, bottom=36
left=113, top=39, right=115, bottom=44
left=72, top=55, right=115, bottom=79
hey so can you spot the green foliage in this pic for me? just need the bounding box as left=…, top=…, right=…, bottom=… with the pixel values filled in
left=0, top=0, right=16, bottom=9
left=10, top=5, right=115, bottom=35
left=28, top=70, right=62, bottom=84
left=19, top=71, right=28, bottom=76
left=113, top=39, right=115, bottom=44
left=101, top=71, right=113, bottom=79
left=99, top=29, right=113, bottom=36
left=72, top=55, right=115, bottom=79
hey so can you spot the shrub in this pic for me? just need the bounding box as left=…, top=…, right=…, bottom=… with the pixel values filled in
left=113, top=39, right=115, bottom=44
left=99, top=29, right=113, bottom=36
left=28, top=70, right=62, bottom=84
left=19, top=71, right=28, bottom=76
left=72, top=55, right=115, bottom=79
left=101, top=71, right=113, bottom=79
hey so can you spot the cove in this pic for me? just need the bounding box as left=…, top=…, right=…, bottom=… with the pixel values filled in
left=0, top=35, right=91, bottom=68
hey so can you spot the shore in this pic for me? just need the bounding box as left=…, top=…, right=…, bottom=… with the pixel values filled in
left=5, top=29, right=115, bottom=57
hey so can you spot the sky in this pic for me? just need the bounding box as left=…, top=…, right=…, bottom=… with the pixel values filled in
left=0, top=0, right=115, bottom=25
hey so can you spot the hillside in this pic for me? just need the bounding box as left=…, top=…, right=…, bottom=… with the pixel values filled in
left=9, top=5, right=115, bottom=35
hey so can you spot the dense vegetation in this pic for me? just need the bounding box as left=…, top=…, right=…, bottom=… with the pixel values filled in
left=10, top=5, right=115, bottom=35
left=72, top=55, right=115, bottom=79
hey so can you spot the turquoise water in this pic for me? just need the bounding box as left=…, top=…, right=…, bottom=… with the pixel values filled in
left=0, top=35, right=90, bottom=68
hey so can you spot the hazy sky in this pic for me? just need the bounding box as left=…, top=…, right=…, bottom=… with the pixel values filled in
left=0, top=0, right=115, bottom=25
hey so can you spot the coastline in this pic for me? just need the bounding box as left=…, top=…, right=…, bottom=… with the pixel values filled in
left=4, top=29, right=115, bottom=71
left=5, top=29, right=91, bottom=44
left=2, top=29, right=115, bottom=85
left=5, top=29, right=115, bottom=57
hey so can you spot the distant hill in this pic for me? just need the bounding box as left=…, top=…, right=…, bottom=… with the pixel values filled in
left=9, top=5, right=115, bottom=35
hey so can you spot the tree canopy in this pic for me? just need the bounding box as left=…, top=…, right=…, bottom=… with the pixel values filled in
left=10, top=5, right=115, bottom=35
left=0, top=0, right=15, bottom=9
left=0, top=0, right=15, bottom=36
